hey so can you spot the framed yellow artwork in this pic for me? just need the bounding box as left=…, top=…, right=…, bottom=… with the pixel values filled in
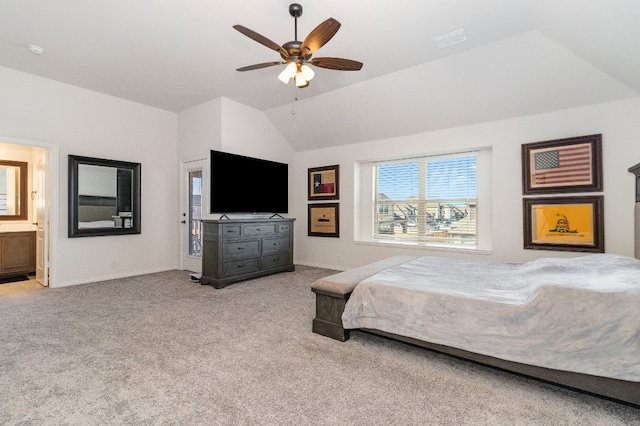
left=523, top=196, right=604, bottom=252
left=308, top=203, right=339, bottom=237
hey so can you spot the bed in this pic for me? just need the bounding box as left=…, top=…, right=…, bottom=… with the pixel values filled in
left=77, top=195, right=118, bottom=229
left=311, top=253, right=640, bottom=406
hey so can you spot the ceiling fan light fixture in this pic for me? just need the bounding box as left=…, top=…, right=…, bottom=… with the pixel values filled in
left=277, top=68, right=291, bottom=84
left=285, top=61, right=298, bottom=78
left=295, top=73, right=309, bottom=88
left=300, top=64, right=315, bottom=81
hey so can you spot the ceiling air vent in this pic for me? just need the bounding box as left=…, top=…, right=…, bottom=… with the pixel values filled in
left=434, top=28, right=468, bottom=48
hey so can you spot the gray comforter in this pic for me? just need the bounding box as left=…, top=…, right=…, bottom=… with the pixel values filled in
left=342, top=254, right=640, bottom=381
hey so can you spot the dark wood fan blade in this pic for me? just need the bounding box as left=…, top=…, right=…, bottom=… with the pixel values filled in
left=236, top=61, right=284, bottom=72
left=301, top=18, right=341, bottom=55
left=233, top=25, right=289, bottom=58
left=310, top=57, right=363, bottom=71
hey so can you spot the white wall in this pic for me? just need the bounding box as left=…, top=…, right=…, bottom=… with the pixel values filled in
left=177, top=97, right=223, bottom=162
left=2, top=63, right=637, bottom=284
left=0, top=66, right=179, bottom=287
left=294, top=98, right=640, bottom=270
left=177, top=97, right=296, bottom=222
left=219, top=98, right=295, bottom=163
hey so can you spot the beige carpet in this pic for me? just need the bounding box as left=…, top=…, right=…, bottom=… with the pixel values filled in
left=1, top=266, right=639, bottom=425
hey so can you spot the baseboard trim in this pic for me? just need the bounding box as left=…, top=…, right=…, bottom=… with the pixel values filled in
left=53, top=267, right=178, bottom=288
left=294, top=261, right=349, bottom=272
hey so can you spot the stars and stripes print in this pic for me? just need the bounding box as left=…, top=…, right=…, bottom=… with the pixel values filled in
left=532, top=143, right=592, bottom=186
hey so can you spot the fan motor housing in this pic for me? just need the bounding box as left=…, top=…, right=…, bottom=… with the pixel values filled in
left=281, top=40, right=312, bottom=61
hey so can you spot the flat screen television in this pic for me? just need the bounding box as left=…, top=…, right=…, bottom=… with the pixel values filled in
left=209, top=150, right=289, bottom=214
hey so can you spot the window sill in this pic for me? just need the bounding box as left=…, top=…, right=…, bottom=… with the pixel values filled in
left=354, top=239, right=493, bottom=256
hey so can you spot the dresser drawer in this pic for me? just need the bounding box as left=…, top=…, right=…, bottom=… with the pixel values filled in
left=262, top=237, right=290, bottom=254
left=260, top=253, right=291, bottom=270
left=223, top=258, right=259, bottom=277
left=244, top=224, right=276, bottom=236
left=221, top=225, right=242, bottom=238
left=278, top=222, right=292, bottom=233
left=223, top=239, right=260, bottom=259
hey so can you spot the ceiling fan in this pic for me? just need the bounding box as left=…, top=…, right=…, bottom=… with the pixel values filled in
left=233, top=3, right=363, bottom=88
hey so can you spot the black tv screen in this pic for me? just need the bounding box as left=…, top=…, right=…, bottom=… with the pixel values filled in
left=209, top=150, right=289, bottom=214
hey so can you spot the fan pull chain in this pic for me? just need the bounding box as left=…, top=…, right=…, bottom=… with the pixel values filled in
left=291, top=87, right=299, bottom=115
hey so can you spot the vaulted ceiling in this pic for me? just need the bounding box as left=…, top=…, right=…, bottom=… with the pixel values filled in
left=1, top=1, right=638, bottom=151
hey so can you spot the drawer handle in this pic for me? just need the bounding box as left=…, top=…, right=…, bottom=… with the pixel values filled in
left=272, top=258, right=280, bottom=262
left=237, top=264, right=246, bottom=268
left=273, top=242, right=281, bottom=246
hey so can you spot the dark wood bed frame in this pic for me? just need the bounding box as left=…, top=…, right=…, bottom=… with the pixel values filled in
left=311, top=258, right=640, bottom=407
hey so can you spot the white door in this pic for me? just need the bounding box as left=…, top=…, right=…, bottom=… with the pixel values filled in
left=180, top=159, right=206, bottom=272
left=34, top=148, right=50, bottom=286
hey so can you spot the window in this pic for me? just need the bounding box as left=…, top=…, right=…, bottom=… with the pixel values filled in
left=188, top=170, right=202, bottom=256
left=370, top=151, right=481, bottom=248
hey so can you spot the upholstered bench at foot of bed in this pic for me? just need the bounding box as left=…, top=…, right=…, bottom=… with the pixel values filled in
left=311, top=255, right=417, bottom=341
left=311, top=287, right=351, bottom=341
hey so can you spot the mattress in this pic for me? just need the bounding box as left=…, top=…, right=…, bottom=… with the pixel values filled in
left=342, top=254, right=640, bottom=381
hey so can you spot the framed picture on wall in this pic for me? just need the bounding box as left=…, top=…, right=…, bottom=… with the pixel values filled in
left=523, top=196, right=604, bottom=252
left=308, top=203, right=339, bottom=237
left=521, top=134, right=602, bottom=195
left=308, top=165, right=339, bottom=200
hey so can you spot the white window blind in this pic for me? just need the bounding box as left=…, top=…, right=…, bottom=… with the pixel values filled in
left=373, top=152, right=478, bottom=246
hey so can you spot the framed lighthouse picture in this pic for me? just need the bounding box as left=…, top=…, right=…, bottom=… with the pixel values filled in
left=523, top=196, right=604, bottom=252
left=308, top=165, right=339, bottom=201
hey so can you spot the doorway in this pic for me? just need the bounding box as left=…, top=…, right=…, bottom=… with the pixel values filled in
left=180, top=159, right=206, bottom=273
left=0, top=137, right=56, bottom=287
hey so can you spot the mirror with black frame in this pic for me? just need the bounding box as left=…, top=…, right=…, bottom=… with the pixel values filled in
left=68, top=155, right=141, bottom=237
left=0, top=160, right=28, bottom=221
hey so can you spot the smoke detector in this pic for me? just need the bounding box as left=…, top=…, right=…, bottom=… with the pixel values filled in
left=28, top=44, right=45, bottom=55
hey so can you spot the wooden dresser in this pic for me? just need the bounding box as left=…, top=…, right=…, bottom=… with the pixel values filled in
left=0, top=231, right=36, bottom=279
left=201, top=218, right=295, bottom=288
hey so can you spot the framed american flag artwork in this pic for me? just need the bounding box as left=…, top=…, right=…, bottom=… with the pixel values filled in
left=308, top=165, right=339, bottom=201
left=521, top=134, right=602, bottom=195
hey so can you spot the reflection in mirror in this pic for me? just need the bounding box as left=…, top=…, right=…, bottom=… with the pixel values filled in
left=0, top=160, right=28, bottom=220
left=69, top=155, right=141, bottom=237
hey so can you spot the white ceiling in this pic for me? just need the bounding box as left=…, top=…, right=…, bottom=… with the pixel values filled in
left=1, top=1, right=639, bottom=151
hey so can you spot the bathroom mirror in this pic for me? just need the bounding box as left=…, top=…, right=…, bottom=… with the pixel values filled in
left=0, top=160, right=28, bottom=221
left=68, top=155, right=141, bottom=237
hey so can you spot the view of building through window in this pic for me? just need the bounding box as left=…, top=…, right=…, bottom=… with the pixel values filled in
left=374, top=154, right=478, bottom=245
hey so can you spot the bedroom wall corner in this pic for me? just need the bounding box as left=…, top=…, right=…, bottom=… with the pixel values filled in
left=0, top=66, right=180, bottom=287
left=293, top=97, right=640, bottom=270
left=177, top=97, right=296, bottom=223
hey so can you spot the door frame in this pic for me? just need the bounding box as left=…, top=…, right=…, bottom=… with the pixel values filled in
left=0, top=135, right=58, bottom=287
left=179, top=158, right=207, bottom=272
left=34, top=147, right=50, bottom=286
